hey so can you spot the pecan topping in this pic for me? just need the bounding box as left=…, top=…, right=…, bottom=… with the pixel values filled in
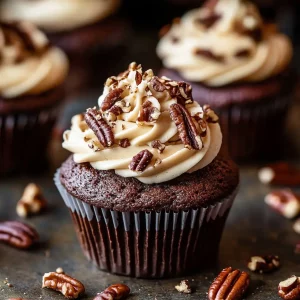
left=138, top=100, right=161, bottom=123
left=149, top=76, right=166, bottom=92
left=258, top=162, right=300, bottom=186
left=151, top=140, right=166, bottom=153
left=93, top=284, right=130, bottom=300
left=235, top=49, right=251, bottom=58
left=175, top=280, right=192, bottom=294
left=135, top=71, right=142, bottom=85
left=166, top=81, right=193, bottom=105
left=265, top=189, right=300, bottom=219
left=107, top=105, right=123, bottom=121
left=129, top=150, right=153, bottom=172
left=0, top=221, right=39, bottom=249
left=278, top=276, right=300, bottom=299
left=16, top=183, right=47, bottom=218
left=194, top=49, right=225, bottom=63
left=234, top=19, right=262, bottom=42
left=203, top=105, right=219, bottom=123
left=248, top=255, right=280, bottom=273
left=100, top=88, right=124, bottom=112
left=85, top=108, right=114, bottom=147
left=169, top=103, right=202, bottom=150
left=208, top=267, right=250, bottom=300
left=196, top=13, right=221, bottom=28
left=119, top=138, right=131, bottom=148
left=42, top=272, right=85, bottom=299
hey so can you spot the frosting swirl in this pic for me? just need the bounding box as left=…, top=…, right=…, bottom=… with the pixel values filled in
left=0, top=0, right=120, bottom=33
left=157, top=0, right=293, bottom=86
left=63, top=63, right=222, bottom=184
left=0, top=21, right=69, bottom=98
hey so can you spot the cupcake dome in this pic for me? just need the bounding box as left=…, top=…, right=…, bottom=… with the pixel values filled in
left=56, top=63, right=239, bottom=278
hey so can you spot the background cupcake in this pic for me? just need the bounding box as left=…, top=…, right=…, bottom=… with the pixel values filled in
left=157, top=0, right=295, bottom=161
left=0, top=21, right=69, bottom=175
left=55, top=63, right=239, bottom=278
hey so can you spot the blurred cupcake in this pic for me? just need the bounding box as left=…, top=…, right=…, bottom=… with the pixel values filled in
left=0, top=21, right=68, bottom=175
left=55, top=63, right=239, bottom=278
left=157, top=0, right=294, bottom=161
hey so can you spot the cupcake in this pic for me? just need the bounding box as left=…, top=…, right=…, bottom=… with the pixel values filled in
left=0, top=21, right=69, bottom=175
left=157, top=0, right=294, bottom=161
left=55, top=63, right=239, bottom=278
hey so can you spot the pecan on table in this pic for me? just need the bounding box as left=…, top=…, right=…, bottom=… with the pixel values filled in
left=208, top=267, right=250, bottom=300
left=278, top=275, right=300, bottom=299
left=84, top=108, right=114, bottom=147
left=100, top=88, right=124, bottom=112
left=248, top=255, right=280, bottom=273
left=0, top=221, right=39, bottom=249
left=42, top=272, right=85, bottom=299
left=175, top=280, right=192, bottom=294
left=169, top=103, right=202, bottom=150
left=93, top=284, right=130, bottom=300
left=129, top=150, right=153, bottom=172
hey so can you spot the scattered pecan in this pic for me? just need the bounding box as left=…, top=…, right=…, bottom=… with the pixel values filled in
left=194, top=49, right=225, bottom=63
left=248, top=255, right=280, bottom=273
left=119, top=139, right=131, bottom=148
left=135, top=71, right=142, bottom=85
left=175, top=280, right=192, bottom=294
left=100, top=88, right=124, bottom=112
left=107, top=105, right=123, bottom=121
left=149, top=76, right=166, bottom=92
left=169, top=103, right=202, bottom=150
left=151, top=140, right=166, bottom=153
left=85, top=108, right=114, bottom=147
left=294, top=219, right=300, bottom=234
left=42, top=272, right=85, bottom=299
left=203, top=105, right=219, bottom=123
left=208, top=267, right=250, bottom=300
left=0, top=221, right=39, bottom=249
left=235, top=49, right=251, bottom=58
left=93, top=284, right=130, bottom=300
left=278, top=276, right=300, bottom=299
left=258, top=162, right=300, bottom=186
left=196, top=13, right=221, bottom=28
left=129, top=150, right=153, bottom=172
left=265, top=189, right=300, bottom=219
left=16, top=183, right=47, bottom=218
left=138, top=100, right=161, bottom=123
left=166, top=81, right=193, bottom=105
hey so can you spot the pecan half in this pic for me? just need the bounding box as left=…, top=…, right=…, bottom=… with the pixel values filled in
left=265, top=190, right=300, bottom=219
left=151, top=140, right=166, bottom=153
left=278, top=276, right=300, bottom=299
left=194, top=49, right=225, bottom=63
left=100, top=88, right=124, bottom=112
left=248, top=255, right=280, bottom=273
left=85, top=108, right=114, bottom=147
left=208, top=267, right=250, bottom=300
left=119, top=139, right=131, bottom=148
left=258, top=162, right=300, bottom=186
left=169, top=103, right=202, bottom=150
left=42, top=272, right=85, bottom=299
left=0, top=221, right=39, bottom=249
left=93, top=284, right=130, bottom=300
left=137, top=100, right=161, bottom=123
left=175, top=280, right=192, bottom=294
left=129, top=150, right=153, bottom=172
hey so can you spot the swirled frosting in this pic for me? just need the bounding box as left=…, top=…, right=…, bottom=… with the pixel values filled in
left=0, top=21, right=68, bottom=98
left=0, top=0, right=120, bottom=33
left=63, top=63, right=222, bottom=184
left=157, top=0, right=293, bottom=86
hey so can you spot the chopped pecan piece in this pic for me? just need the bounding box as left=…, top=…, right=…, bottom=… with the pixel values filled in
left=149, top=76, right=166, bottom=92
left=119, top=139, right=131, bottom=148
left=196, top=13, right=221, bottom=28
left=135, top=71, right=142, bottom=85
left=278, top=276, right=300, bottom=299
left=42, top=272, right=85, bottom=299
left=203, top=105, right=219, bottom=123
left=194, top=49, right=225, bottom=63
left=235, top=49, right=251, bottom=58
left=85, top=108, right=114, bottom=147
left=138, top=100, right=161, bottom=123
left=166, top=81, right=193, bottom=105
left=129, top=150, right=153, bottom=172
left=93, top=284, right=130, bottom=300
left=0, top=221, right=39, bottom=249
left=100, top=88, right=124, bottom=112
left=169, top=103, right=202, bottom=150
left=248, top=255, right=280, bottom=273
left=175, top=280, right=192, bottom=294
left=151, top=140, right=166, bottom=153
left=208, top=267, right=250, bottom=300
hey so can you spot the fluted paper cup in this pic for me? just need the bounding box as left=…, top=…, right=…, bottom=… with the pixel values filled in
left=55, top=170, right=238, bottom=278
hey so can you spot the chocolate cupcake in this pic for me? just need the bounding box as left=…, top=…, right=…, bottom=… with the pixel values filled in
left=0, top=21, right=69, bottom=175
left=55, top=63, right=239, bottom=278
left=157, top=0, right=295, bottom=161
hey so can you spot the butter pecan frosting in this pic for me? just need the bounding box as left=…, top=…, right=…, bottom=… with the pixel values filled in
left=0, top=21, right=68, bottom=98
left=157, top=0, right=293, bottom=86
left=0, top=0, right=120, bottom=33
left=63, top=63, right=222, bottom=184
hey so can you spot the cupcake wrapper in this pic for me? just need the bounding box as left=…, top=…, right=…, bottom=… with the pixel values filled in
left=0, top=106, right=59, bottom=175
left=218, top=92, right=291, bottom=161
left=55, top=170, right=238, bottom=278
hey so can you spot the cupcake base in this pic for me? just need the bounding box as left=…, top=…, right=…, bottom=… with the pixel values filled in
left=55, top=170, right=237, bottom=278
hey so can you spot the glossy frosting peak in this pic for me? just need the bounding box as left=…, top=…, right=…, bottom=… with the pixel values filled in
left=63, top=63, right=222, bottom=184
